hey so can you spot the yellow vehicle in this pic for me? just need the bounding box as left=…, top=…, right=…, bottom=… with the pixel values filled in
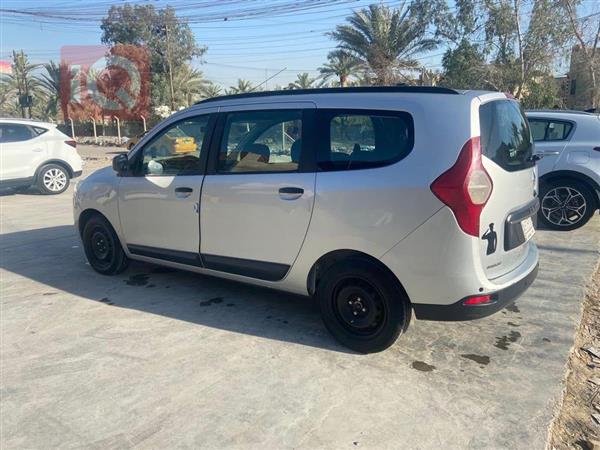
left=165, top=135, right=196, bottom=154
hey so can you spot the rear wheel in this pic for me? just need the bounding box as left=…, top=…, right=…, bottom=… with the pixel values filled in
left=316, top=258, right=410, bottom=353
left=82, top=215, right=129, bottom=275
left=37, top=164, right=70, bottom=195
left=538, top=179, right=596, bottom=231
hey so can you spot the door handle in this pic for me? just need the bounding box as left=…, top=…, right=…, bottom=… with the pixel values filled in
left=279, top=187, right=304, bottom=200
left=542, top=150, right=561, bottom=156
left=175, top=187, right=193, bottom=198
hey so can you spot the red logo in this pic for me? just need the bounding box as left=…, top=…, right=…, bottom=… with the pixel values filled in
left=60, top=45, right=150, bottom=120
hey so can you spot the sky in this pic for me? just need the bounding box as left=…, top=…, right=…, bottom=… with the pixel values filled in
left=0, top=0, right=598, bottom=88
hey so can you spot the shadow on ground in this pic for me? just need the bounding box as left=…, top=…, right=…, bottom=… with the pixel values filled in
left=0, top=225, right=349, bottom=353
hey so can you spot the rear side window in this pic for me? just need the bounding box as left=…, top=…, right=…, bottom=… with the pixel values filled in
left=0, top=124, right=36, bottom=143
left=32, top=126, right=49, bottom=136
left=317, top=110, right=414, bottom=171
left=479, top=100, right=534, bottom=172
left=527, top=119, right=573, bottom=142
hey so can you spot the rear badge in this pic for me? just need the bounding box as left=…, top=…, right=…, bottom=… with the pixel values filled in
left=482, top=223, right=497, bottom=255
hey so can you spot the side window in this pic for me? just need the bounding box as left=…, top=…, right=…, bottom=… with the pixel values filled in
left=529, top=120, right=548, bottom=142
left=0, top=124, right=35, bottom=143
left=218, top=110, right=303, bottom=173
left=318, top=111, right=414, bottom=171
left=32, top=126, right=48, bottom=136
left=546, top=121, right=573, bottom=141
left=138, top=116, right=210, bottom=176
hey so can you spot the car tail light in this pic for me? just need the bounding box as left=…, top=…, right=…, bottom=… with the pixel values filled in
left=430, top=137, right=493, bottom=237
left=65, top=140, right=77, bottom=148
left=462, top=294, right=493, bottom=306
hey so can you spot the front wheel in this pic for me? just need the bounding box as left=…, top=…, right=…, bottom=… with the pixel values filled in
left=316, top=258, right=410, bottom=353
left=37, top=164, right=70, bottom=195
left=82, top=215, right=129, bottom=275
left=538, top=179, right=597, bottom=231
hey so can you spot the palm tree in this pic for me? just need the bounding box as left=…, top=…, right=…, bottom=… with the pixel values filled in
left=329, top=4, right=438, bottom=85
left=228, top=79, right=253, bottom=94
left=201, top=83, right=222, bottom=99
left=7, top=50, right=40, bottom=118
left=37, top=61, right=63, bottom=119
left=319, top=50, right=361, bottom=87
left=287, top=72, right=317, bottom=90
left=173, top=64, right=209, bottom=107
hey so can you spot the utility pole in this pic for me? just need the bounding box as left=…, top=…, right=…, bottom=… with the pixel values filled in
left=165, top=23, right=176, bottom=112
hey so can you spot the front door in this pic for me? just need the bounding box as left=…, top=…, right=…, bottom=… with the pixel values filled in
left=200, top=105, right=316, bottom=281
left=118, top=111, right=215, bottom=263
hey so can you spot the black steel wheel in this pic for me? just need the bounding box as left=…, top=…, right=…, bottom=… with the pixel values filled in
left=82, top=214, right=129, bottom=275
left=317, top=258, right=410, bottom=353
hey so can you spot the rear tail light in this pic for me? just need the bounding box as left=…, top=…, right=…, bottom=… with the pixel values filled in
left=65, top=140, right=77, bottom=148
left=430, top=137, right=493, bottom=237
left=462, top=294, right=494, bottom=306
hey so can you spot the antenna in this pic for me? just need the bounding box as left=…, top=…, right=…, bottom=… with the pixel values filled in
left=250, top=67, right=287, bottom=92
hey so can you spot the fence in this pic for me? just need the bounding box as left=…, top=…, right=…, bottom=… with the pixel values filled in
left=56, top=117, right=161, bottom=145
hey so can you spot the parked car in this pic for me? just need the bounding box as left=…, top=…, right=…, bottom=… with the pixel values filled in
left=526, top=110, right=600, bottom=230
left=0, top=118, right=83, bottom=194
left=74, top=87, right=539, bottom=353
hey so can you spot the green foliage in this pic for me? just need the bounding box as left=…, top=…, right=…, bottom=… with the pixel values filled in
left=329, top=3, right=442, bottom=85
left=101, top=4, right=205, bottom=108
left=319, top=50, right=361, bottom=87
left=287, top=73, right=318, bottom=89
left=227, top=79, right=253, bottom=94
left=441, top=40, right=487, bottom=89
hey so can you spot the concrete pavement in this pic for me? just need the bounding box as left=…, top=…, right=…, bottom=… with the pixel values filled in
left=1, top=182, right=599, bottom=449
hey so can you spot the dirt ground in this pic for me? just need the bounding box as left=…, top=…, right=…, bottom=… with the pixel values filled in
left=549, top=264, right=600, bottom=449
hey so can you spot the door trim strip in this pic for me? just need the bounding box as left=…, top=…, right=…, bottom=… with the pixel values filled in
left=128, top=244, right=203, bottom=267
left=202, top=253, right=290, bottom=281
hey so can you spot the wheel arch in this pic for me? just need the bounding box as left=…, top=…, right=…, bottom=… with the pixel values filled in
left=540, top=170, right=600, bottom=209
left=306, top=249, right=411, bottom=303
left=35, top=159, right=74, bottom=180
left=78, top=208, right=108, bottom=237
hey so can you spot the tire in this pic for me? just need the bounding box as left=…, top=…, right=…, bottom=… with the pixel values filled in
left=538, top=178, right=597, bottom=231
left=37, top=164, right=70, bottom=195
left=82, top=214, right=129, bottom=275
left=316, top=258, right=410, bottom=353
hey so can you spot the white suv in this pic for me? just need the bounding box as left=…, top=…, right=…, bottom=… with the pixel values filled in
left=526, top=110, right=600, bottom=230
left=74, top=87, right=539, bottom=353
left=0, top=118, right=83, bottom=194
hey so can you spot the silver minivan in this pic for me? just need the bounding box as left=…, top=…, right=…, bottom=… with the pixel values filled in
left=74, top=87, right=539, bottom=353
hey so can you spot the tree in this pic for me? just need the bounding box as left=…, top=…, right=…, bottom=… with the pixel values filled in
left=319, top=50, right=361, bottom=87
left=441, top=40, right=487, bottom=89
left=37, top=61, right=64, bottom=119
left=227, top=79, right=253, bottom=94
left=7, top=50, right=40, bottom=118
left=329, top=3, right=442, bottom=85
left=201, top=83, right=222, bottom=99
left=173, top=64, right=209, bottom=107
left=287, top=72, right=317, bottom=89
left=101, top=4, right=205, bottom=109
left=562, top=0, right=600, bottom=109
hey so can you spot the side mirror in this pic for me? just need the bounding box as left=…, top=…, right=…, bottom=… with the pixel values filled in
left=112, top=153, right=129, bottom=175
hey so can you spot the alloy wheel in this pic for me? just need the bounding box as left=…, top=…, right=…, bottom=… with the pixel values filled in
left=541, top=186, right=587, bottom=227
left=43, top=168, right=67, bottom=192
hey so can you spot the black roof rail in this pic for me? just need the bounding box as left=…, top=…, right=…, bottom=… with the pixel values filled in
left=195, top=86, right=460, bottom=105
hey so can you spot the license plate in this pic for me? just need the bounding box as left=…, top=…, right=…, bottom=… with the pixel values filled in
left=521, top=217, right=535, bottom=241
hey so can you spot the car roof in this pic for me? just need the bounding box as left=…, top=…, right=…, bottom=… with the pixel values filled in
left=194, top=86, right=499, bottom=107
left=526, top=109, right=598, bottom=117
left=0, top=117, right=56, bottom=128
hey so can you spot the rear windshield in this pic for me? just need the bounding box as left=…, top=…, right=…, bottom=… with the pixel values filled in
left=479, top=100, right=534, bottom=172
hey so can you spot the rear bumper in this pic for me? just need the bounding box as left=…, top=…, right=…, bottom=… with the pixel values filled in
left=413, top=263, right=538, bottom=321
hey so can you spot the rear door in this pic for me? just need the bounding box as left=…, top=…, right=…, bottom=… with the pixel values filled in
left=527, top=117, right=573, bottom=176
left=0, top=123, right=47, bottom=181
left=199, top=103, right=316, bottom=281
left=478, top=99, right=537, bottom=279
